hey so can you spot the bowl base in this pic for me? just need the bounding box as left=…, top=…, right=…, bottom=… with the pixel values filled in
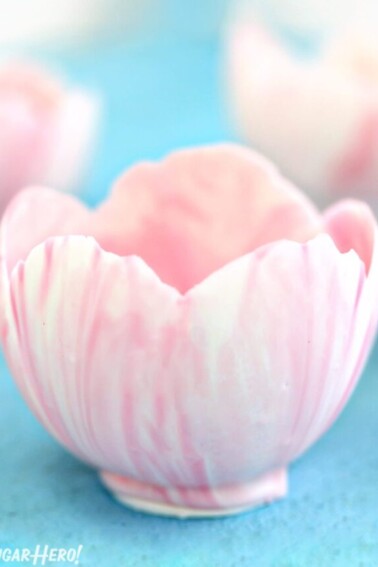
left=99, top=467, right=288, bottom=518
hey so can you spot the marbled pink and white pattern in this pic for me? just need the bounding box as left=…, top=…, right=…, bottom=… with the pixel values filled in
left=0, top=61, right=98, bottom=214
left=226, top=16, right=378, bottom=208
left=1, top=145, right=377, bottom=517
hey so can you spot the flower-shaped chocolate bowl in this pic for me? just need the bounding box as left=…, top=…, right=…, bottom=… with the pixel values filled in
left=1, top=145, right=378, bottom=518
left=227, top=16, right=378, bottom=208
left=0, top=61, right=98, bottom=213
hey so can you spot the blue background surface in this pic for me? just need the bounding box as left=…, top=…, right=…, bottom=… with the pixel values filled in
left=0, top=24, right=378, bottom=567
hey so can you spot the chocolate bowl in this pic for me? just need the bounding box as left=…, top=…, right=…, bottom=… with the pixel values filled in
left=1, top=145, right=377, bottom=518
left=0, top=61, right=98, bottom=213
left=226, top=14, right=378, bottom=209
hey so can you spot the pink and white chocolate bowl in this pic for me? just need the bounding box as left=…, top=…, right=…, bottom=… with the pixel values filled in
left=0, top=61, right=98, bottom=214
left=1, top=145, right=377, bottom=517
left=226, top=15, right=378, bottom=210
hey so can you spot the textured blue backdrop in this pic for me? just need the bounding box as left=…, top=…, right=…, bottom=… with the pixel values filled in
left=0, top=31, right=377, bottom=567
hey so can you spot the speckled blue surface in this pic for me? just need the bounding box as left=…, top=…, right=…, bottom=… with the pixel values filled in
left=0, top=30, right=378, bottom=567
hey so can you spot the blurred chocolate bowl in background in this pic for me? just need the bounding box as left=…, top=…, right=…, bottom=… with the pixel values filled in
left=0, top=61, right=99, bottom=213
left=242, top=0, right=378, bottom=42
left=0, top=0, right=153, bottom=47
left=225, top=1, right=378, bottom=211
